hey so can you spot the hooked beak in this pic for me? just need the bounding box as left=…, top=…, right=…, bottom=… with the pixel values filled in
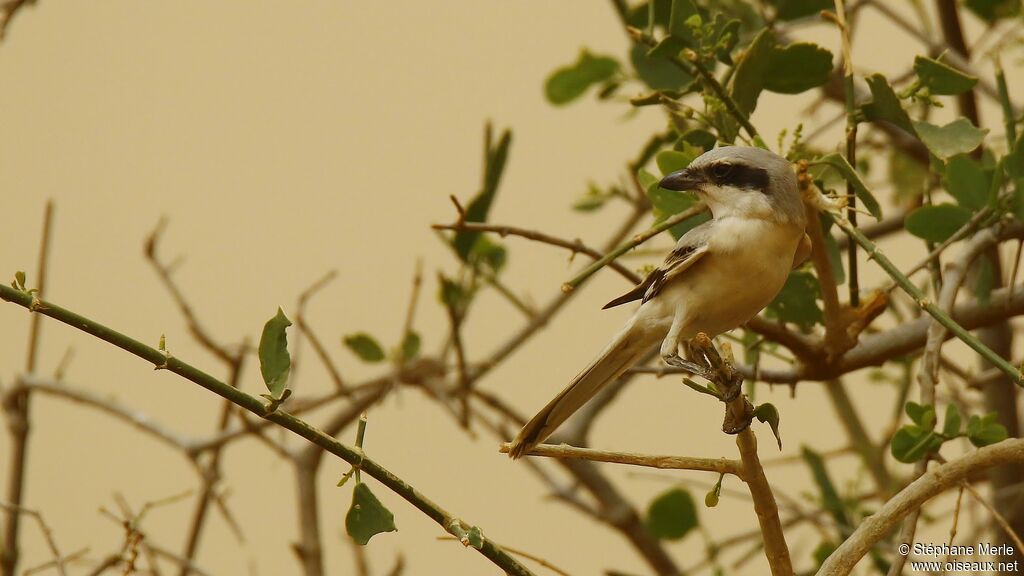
left=659, top=169, right=704, bottom=192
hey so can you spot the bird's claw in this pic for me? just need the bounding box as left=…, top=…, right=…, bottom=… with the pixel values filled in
left=662, top=353, right=708, bottom=376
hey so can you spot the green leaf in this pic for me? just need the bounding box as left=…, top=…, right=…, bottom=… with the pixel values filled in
left=626, top=0, right=672, bottom=29
left=942, top=404, right=962, bottom=437
left=655, top=148, right=700, bottom=175
left=1008, top=131, right=1023, bottom=180
left=638, top=168, right=659, bottom=193
left=258, top=308, right=292, bottom=400
left=471, top=236, right=508, bottom=273
left=647, top=190, right=707, bottom=240
left=741, top=330, right=761, bottom=372
left=766, top=0, right=834, bottom=20
left=438, top=276, right=468, bottom=309
left=905, top=204, right=972, bottom=243
left=705, top=474, right=723, bottom=508
left=754, top=403, right=783, bottom=450
left=344, top=333, right=386, bottom=363
left=454, top=128, right=512, bottom=260
left=763, top=42, right=834, bottom=94
left=765, top=269, right=822, bottom=331
left=667, top=0, right=700, bottom=44
left=863, top=74, right=915, bottom=136
left=905, top=402, right=936, bottom=428
left=630, top=43, right=693, bottom=91
left=400, top=331, right=421, bottom=361
left=346, top=483, right=397, bottom=545
left=14, top=270, right=26, bottom=289
left=914, top=56, right=978, bottom=96
left=573, top=183, right=613, bottom=212
left=965, top=0, right=1021, bottom=22
left=1014, top=177, right=1024, bottom=222
left=645, top=487, right=698, bottom=540
left=811, top=153, right=883, bottom=219
left=712, top=17, right=741, bottom=65
left=943, top=154, right=990, bottom=210
left=573, top=196, right=608, bottom=212
left=889, top=148, right=929, bottom=200
left=704, top=490, right=719, bottom=508
left=641, top=160, right=710, bottom=240
left=967, top=412, right=1009, bottom=447
left=730, top=28, right=776, bottom=115
left=802, top=447, right=849, bottom=528
left=677, top=129, right=717, bottom=152
left=813, top=541, right=837, bottom=568
left=891, top=424, right=943, bottom=463
left=545, top=50, right=620, bottom=105
left=913, top=118, right=988, bottom=161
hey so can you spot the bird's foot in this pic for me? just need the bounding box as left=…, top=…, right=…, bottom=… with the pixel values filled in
left=662, top=353, right=709, bottom=377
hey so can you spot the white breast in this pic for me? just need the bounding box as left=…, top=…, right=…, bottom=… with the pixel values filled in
left=655, top=215, right=803, bottom=339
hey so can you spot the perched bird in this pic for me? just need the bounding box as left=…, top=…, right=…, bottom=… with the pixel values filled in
left=508, top=146, right=811, bottom=459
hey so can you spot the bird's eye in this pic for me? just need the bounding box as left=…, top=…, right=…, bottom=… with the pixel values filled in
left=710, top=163, right=734, bottom=179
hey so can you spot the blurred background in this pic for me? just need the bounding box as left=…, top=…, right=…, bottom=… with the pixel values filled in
left=0, top=1, right=1019, bottom=575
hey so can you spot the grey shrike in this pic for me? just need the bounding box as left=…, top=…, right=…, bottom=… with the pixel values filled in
left=508, top=146, right=811, bottom=459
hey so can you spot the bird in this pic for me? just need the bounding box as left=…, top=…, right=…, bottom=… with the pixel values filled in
left=508, top=146, right=812, bottom=459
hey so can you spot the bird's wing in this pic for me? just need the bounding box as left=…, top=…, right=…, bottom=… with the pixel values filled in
left=602, top=220, right=712, bottom=309
left=791, top=232, right=811, bottom=269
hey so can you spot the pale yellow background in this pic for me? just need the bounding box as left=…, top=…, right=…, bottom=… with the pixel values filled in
left=0, top=2, right=1017, bottom=575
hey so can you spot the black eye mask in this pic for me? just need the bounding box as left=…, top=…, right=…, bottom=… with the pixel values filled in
left=704, top=163, right=770, bottom=192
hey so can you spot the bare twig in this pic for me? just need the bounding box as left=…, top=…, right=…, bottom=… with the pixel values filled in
left=2, top=201, right=54, bottom=576
left=824, top=380, right=892, bottom=492
left=498, top=442, right=743, bottom=478
left=472, top=204, right=647, bottom=382
left=688, top=334, right=793, bottom=576
left=22, top=548, right=88, bottom=576
left=829, top=210, right=1024, bottom=385
left=895, top=205, right=996, bottom=287
left=803, top=191, right=854, bottom=358
left=0, top=0, right=33, bottom=41
left=294, top=270, right=347, bottom=393
left=861, top=0, right=1019, bottom=117
left=561, top=204, right=705, bottom=293
left=145, top=218, right=238, bottom=365
left=0, top=502, right=68, bottom=576
left=12, top=375, right=195, bottom=452
left=178, top=353, right=249, bottom=575
left=961, top=480, right=1024, bottom=554
left=439, top=271, right=472, bottom=429
left=632, top=281, right=1024, bottom=384
left=831, top=0, right=861, bottom=308
left=401, top=259, right=424, bottom=342
left=818, top=439, right=1024, bottom=574
left=433, top=222, right=641, bottom=284
left=437, top=536, right=572, bottom=576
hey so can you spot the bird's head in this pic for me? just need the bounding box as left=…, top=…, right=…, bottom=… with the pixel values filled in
left=659, top=146, right=804, bottom=227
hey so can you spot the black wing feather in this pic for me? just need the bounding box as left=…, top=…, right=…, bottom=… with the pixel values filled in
left=601, top=220, right=713, bottom=310
left=602, top=268, right=664, bottom=309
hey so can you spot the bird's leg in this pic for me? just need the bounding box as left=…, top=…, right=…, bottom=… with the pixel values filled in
left=661, top=306, right=706, bottom=375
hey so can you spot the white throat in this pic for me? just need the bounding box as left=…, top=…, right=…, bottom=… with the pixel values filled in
left=702, top=184, right=778, bottom=222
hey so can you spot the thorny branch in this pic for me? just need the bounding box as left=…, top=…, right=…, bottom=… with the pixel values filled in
left=0, top=283, right=538, bottom=576
left=4, top=2, right=1024, bottom=575
left=818, top=439, right=1024, bottom=575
